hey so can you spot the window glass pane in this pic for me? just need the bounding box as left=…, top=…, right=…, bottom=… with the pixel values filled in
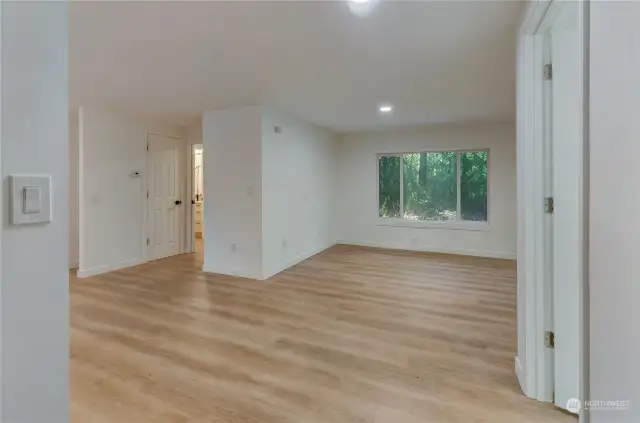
left=403, top=152, right=457, bottom=221
left=378, top=155, right=401, bottom=218
left=460, top=151, right=488, bottom=221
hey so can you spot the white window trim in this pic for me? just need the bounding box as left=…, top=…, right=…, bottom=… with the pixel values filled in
left=376, top=148, right=490, bottom=231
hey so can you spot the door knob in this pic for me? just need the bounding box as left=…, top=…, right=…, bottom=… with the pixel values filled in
left=175, top=200, right=182, bottom=205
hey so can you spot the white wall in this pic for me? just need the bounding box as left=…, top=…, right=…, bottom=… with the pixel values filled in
left=69, top=109, right=79, bottom=268
left=202, top=107, right=263, bottom=279
left=78, top=107, right=184, bottom=277
left=589, top=3, right=640, bottom=422
left=186, top=122, right=203, bottom=145
left=336, top=123, right=517, bottom=259
left=261, top=108, right=337, bottom=278
left=1, top=2, right=69, bottom=421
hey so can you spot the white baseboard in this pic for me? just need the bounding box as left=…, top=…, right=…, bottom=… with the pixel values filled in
left=201, top=243, right=336, bottom=281
left=515, top=356, right=528, bottom=396
left=337, top=239, right=516, bottom=260
left=202, top=265, right=265, bottom=281
left=263, top=243, right=335, bottom=279
left=77, top=258, right=145, bottom=278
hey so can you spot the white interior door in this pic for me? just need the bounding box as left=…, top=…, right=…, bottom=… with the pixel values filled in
left=148, top=134, right=184, bottom=260
left=551, top=24, right=581, bottom=411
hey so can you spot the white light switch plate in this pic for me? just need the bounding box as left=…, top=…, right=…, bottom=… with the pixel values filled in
left=9, top=175, right=52, bottom=225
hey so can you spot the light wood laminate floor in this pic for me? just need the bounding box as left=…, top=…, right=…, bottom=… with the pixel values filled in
left=70, top=243, right=574, bottom=423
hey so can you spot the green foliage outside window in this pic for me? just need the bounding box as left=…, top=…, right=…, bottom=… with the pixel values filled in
left=403, top=152, right=457, bottom=221
left=460, top=151, right=488, bottom=221
left=378, top=156, right=401, bottom=217
left=378, top=151, right=488, bottom=222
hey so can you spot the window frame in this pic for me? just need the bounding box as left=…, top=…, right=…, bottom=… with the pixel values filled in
left=376, top=148, right=490, bottom=231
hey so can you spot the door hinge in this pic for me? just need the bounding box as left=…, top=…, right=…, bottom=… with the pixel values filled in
left=544, top=197, right=554, bottom=214
left=146, top=142, right=149, bottom=151
left=146, top=190, right=149, bottom=199
left=543, top=63, right=553, bottom=80
left=146, top=237, right=150, bottom=246
left=545, top=331, right=555, bottom=348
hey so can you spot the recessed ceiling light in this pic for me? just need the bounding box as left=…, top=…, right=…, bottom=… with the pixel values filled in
left=348, top=0, right=379, bottom=16
left=379, top=104, right=393, bottom=113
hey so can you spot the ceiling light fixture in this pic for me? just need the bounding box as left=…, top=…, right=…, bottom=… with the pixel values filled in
left=348, top=0, right=380, bottom=17
left=379, top=104, right=393, bottom=113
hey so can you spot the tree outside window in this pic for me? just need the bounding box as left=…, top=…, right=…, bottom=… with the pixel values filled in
left=378, top=150, right=488, bottom=222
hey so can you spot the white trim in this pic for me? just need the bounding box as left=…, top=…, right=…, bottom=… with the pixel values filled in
left=520, top=0, right=552, bottom=35
left=142, top=133, right=150, bottom=261
left=517, top=0, right=587, bottom=410
left=517, top=0, right=550, bottom=404
left=201, top=265, right=264, bottom=281
left=376, top=149, right=490, bottom=224
left=579, top=2, right=590, bottom=422
left=77, top=258, right=145, bottom=279
left=539, top=31, right=554, bottom=404
left=338, top=240, right=516, bottom=260
left=515, top=356, right=527, bottom=396
left=377, top=218, right=489, bottom=231
left=186, top=143, right=194, bottom=253
left=532, top=31, right=550, bottom=402
left=456, top=151, right=461, bottom=217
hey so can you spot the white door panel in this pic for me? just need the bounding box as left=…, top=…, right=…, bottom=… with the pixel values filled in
left=148, top=134, right=183, bottom=260
left=551, top=27, right=581, bottom=412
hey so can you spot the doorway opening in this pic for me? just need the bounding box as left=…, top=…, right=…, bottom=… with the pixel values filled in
left=192, top=144, right=204, bottom=258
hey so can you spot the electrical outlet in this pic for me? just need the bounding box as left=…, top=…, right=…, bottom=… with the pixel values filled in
left=282, top=239, right=287, bottom=249
left=411, top=237, right=418, bottom=246
left=231, top=243, right=237, bottom=253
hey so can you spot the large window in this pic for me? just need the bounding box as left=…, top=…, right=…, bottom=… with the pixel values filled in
left=378, top=150, right=488, bottom=223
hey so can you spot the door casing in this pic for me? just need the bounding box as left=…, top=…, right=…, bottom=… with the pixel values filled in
left=516, top=0, right=588, bottom=420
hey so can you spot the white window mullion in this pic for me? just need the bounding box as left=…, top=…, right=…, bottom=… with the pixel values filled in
left=399, top=154, right=404, bottom=219
left=456, top=151, right=462, bottom=221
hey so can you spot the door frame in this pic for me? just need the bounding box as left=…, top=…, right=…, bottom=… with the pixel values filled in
left=144, top=133, right=188, bottom=262
left=187, top=143, right=203, bottom=253
left=516, top=0, right=588, bottom=419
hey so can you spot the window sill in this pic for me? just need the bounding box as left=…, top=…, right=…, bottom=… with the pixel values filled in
left=377, top=218, right=490, bottom=232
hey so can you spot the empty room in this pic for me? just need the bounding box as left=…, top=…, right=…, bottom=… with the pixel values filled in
left=64, top=1, right=566, bottom=422
left=7, top=0, right=638, bottom=423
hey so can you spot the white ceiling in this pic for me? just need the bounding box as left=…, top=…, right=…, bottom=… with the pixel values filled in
left=70, top=1, right=524, bottom=133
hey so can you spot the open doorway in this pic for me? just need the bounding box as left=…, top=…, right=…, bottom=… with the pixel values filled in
left=192, top=144, right=204, bottom=258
